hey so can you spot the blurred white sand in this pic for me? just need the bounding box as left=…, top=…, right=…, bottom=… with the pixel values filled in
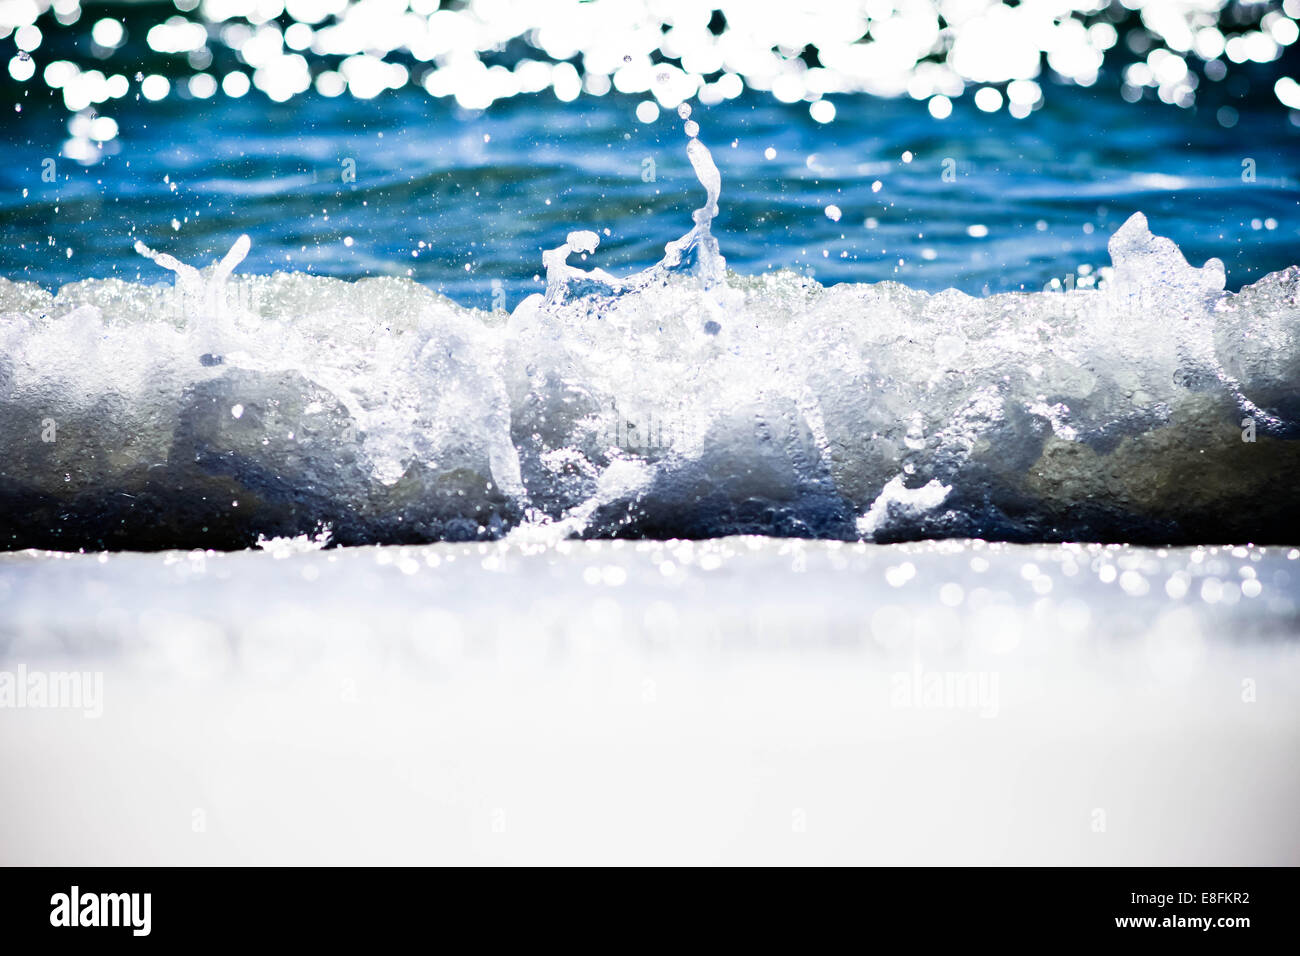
left=1, top=537, right=1297, bottom=865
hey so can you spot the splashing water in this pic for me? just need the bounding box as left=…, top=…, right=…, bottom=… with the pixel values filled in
left=541, top=230, right=619, bottom=306
left=666, top=104, right=727, bottom=288
left=539, top=106, right=727, bottom=307
left=1, top=106, right=1298, bottom=551
left=134, top=234, right=252, bottom=365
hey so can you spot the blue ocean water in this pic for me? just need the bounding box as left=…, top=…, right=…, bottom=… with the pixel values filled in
left=1, top=77, right=1296, bottom=309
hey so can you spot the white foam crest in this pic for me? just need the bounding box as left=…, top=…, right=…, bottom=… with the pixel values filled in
left=135, top=234, right=252, bottom=361
left=1105, top=212, right=1287, bottom=431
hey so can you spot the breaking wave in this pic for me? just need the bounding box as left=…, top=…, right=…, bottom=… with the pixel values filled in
left=2, top=111, right=1298, bottom=551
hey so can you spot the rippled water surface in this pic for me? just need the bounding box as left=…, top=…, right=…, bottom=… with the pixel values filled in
left=2, top=81, right=1297, bottom=306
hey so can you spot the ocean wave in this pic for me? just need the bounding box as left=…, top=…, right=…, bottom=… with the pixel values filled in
left=2, top=120, right=1298, bottom=550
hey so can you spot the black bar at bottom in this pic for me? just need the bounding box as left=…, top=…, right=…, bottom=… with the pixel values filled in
left=0, top=866, right=1291, bottom=943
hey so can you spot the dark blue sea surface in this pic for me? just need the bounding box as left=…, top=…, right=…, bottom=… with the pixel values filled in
left=1, top=77, right=1297, bottom=308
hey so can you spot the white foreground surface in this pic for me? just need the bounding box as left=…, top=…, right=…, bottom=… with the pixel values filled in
left=1, top=537, right=1298, bottom=865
